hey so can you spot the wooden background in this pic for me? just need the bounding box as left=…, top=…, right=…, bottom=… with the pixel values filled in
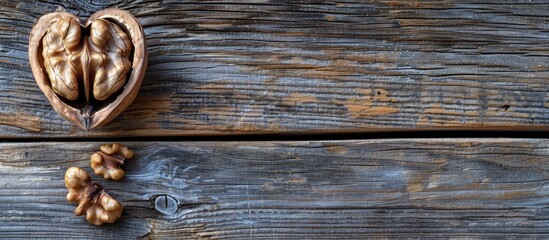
left=0, top=0, right=547, bottom=239
left=0, top=0, right=548, bottom=137
left=1, top=140, right=548, bottom=238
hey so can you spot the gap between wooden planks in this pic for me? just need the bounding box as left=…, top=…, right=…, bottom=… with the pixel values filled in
left=0, top=139, right=546, bottom=238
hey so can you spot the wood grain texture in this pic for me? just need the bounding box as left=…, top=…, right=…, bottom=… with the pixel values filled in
left=1, top=0, right=549, bottom=137
left=0, top=139, right=547, bottom=238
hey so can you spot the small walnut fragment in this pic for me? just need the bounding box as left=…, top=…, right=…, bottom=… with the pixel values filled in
left=91, top=143, right=133, bottom=180
left=29, top=9, right=147, bottom=130
left=65, top=167, right=123, bottom=225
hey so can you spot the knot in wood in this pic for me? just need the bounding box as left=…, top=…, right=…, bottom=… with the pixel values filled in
left=153, top=194, right=179, bottom=215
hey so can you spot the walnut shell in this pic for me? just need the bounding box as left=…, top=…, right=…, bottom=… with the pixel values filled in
left=65, top=167, right=123, bottom=225
left=29, top=9, right=147, bottom=130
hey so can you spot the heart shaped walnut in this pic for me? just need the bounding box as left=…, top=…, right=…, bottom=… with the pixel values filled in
left=29, top=9, right=147, bottom=131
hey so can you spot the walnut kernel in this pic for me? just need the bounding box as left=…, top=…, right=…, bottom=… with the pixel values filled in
left=65, top=167, right=123, bottom=225
left=91, top=143, right=133, bottom=180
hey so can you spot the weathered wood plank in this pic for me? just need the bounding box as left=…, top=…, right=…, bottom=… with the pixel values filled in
left=1, top=1, right=549, bottom=137
left=0, top=139, right=547, bottom=238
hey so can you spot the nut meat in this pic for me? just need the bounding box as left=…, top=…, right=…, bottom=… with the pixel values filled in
left=29, top=9, right=147, bottom=130
left=65, top=167, right=123, bottom=225
left=91, top=143, right=133, bottom=180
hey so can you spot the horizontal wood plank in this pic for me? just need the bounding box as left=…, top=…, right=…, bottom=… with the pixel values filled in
left=0, top=139, right=547, bottom=238
left=1, top=1, right=549, bottom=137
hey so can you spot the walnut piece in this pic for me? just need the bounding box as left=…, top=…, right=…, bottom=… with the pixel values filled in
left=41, top=15, right=82, bottom=101
left=91, top=143, right=133, bottom=180
left=65, top=167, right=123, bottom=225
left=29, top=9, right=147, bottom=130
left=42, top=16, right=132, bottom=102
left=88, top=19, right=132, bottom=101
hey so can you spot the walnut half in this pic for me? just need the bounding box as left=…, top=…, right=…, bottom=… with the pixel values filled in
left=29, top=9, right=147, bottom=130
left=91, top=143, right=133, bottom=180
left=65, top=167, right=123, bottom=225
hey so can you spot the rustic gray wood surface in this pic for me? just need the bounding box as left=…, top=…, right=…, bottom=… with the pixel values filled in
left=0, top=139, right=547, bottom=239
left=0, top=1, right=548, bottom=137
left=1, top=0, right=548, bottom=239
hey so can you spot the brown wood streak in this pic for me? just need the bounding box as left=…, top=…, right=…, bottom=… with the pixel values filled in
left=1, top=0, right=549, bottom=137
left=0, top=139, right=546, bottom=238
